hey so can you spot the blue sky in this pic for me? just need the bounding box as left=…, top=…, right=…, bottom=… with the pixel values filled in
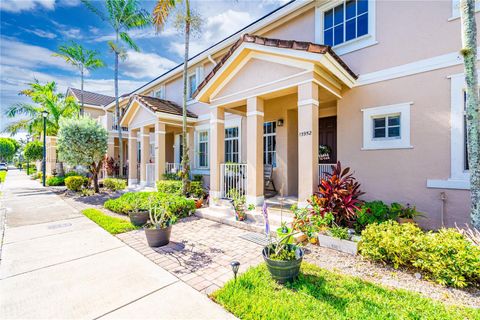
left=0, top=0, right=290, bottom=135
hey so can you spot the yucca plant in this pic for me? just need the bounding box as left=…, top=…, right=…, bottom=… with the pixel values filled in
left=309, top=161, right=364, bottom=226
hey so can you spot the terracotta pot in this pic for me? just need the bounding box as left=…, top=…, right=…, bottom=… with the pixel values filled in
left=195, top=198, right=203, bottom=209
left=397, top=218, right=415, bottom=224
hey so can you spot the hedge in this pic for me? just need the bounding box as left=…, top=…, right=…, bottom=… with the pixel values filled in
left=104, top=191, right=195, bottom=218
left=65, top=176, right=87, bottom=191
left=358, top=221, right=480, bottom=288
left=156, top=180, right=204, bottom=198
left=103, top=178, right=126, bottom=191
left=46, top=176, right=65, bottom=186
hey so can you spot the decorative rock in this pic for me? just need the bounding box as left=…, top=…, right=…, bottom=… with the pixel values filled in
left=415, top=273, right=422, bottom=280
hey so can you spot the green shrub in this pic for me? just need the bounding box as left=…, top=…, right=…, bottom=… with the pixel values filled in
left=65, top=176, right=86, bottom=192
left=162, top=172, right=181, bottom=180
left=31, top=172, right=42, bottom=180
left=359, top=221, right=480, bottom=288
left=103, top=178, right=126, bottom=191
left=82, top=208, right=136, bottom=234
left=328, top=225, right=349, bottom=240
left=156, top=180, right=204, bottom=198
left=46, top=176, right=65, bottom=186
left=104, top=191, right=195, bottom=218
left=65, top=171, right=84, bottom=177
left=355, top=201, right=393, bottom=232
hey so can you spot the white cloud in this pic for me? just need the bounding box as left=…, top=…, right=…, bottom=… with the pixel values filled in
left=121, top=50, right=178, bottom=79
left=21, top=27, right=57, bottom=39
left=93, top=27, right=175, bottom=43
left=51, top=21, right=83, bottom=39
left=0, top=0, right=55, bottom=12
left=0, top=37, right=75, bottom=71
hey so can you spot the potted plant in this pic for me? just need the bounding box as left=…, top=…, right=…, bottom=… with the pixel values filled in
left=144, top=201, right=177, bottom=247
left=391, top=203, right=424, bottom=224
left=276, top=221, right=294, bottom=244
left=262, top=203, right=304, bottom=283
left=128, top=198, right=149, bottom=227
left=228, top=188, right=247, bottom=221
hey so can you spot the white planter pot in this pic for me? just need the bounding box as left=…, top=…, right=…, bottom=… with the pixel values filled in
left=317, top=234, right=358, bottom=255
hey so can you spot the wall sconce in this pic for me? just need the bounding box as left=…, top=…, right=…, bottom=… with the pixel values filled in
left=277, top=119, right=284, bottom=127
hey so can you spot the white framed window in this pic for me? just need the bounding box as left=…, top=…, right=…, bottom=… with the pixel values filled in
left=263, top=121, right=277, bottom=167
left=427, top=73, right=470, bottom=190
left=362, top=102, right=412, bottom=150
left=152, top=85, right=165, bottom=99
left=196, top=130, right=209, bottom=168
left=187, top=73, right=197, bottom=100
left=315, top=0, right=376, bottom=55
left=225, top=127, right=240, bottom=163
left=450, top=0, right=480, bottom=21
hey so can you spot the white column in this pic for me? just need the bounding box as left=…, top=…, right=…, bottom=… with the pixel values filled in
left=128, top=129, right=138, bottom=186
left=140, top=126, right=149, bottom=186
left=297, top=82, right=319, bottom=204
left=155, top=122, right=166, bottom=182
left=209, top=107, right=225, bottom=201
left=246, top=97, right=265, bottom=206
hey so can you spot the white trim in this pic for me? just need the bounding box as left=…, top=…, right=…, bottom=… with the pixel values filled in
left=155, top=130, right=166, bottom=134
left=362, top=102, right=412, bottom=150
left=224, top=117, right=242, bottom=163
left=198, top=113, right=210, bottom=121
left=449, top=0, right=480, bottom=21
left=246, top=195, right=264, bottom=206
left=155, top=112, right=197, bottom=123
left=357, top=48, right=480, bottom=86
left=246, top=111, right=265, bottom=117
left=210, top=119, right=225, bottom=124
left=426, top=179, right=470, bottom=190
left=315, top=0, right=377, bottom=56
left=298, top=99, right=319, bottom=107
left=194, top=129, right=209, bottom=169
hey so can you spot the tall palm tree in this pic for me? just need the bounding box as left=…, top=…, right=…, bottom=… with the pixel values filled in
left=153, top=0, right=202, bottom=195
left=460, top=0, right=480, bottom=229
left=53, top=42, right=105, bottom=116
left=82, top=0, right=151, bottom=177
left=3, top=80, right=79, bottom=137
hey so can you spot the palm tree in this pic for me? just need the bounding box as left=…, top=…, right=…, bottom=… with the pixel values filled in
left=82, top=0, right=151, bottom=177
left=460, top=0, right=480, bottom=229
left=53, top=42, right=105, bottom=116
left=3, top=80, right=79, bottom=137
left=153, top=0, right=202, bottom=195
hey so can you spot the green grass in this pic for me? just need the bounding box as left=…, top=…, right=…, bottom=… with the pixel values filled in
left=212, top=263, right=479, bottom=320
left=0, top=171, right=6, bottom=183
left=82, top=208, right=137, bottom=235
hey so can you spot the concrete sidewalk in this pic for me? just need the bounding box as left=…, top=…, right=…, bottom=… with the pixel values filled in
left=0, top=170, right=234, bottom=319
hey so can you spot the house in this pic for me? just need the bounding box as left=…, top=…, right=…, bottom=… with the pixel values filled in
left=91, top=0, right=473, bottom=229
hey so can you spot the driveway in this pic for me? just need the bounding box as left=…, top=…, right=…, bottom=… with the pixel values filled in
left=0, top=170, right=234, bottom=319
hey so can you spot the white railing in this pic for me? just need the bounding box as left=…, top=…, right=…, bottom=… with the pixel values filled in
left=146, top=163, right=155, bottom=186
left=318, top=163, right=336, bottom=183
left=220, top=163, right=247, bottom=199
left=165, top=162, right=182, bottom=174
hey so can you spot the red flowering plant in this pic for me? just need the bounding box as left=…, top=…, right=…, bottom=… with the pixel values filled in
left=308, top=161, right=364, bottom=226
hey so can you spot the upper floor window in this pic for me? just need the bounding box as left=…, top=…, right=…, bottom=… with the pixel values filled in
left=153, top=85, right=165, bottom=99
left=324, top=0, right=368, bottom=46
left=188, top=73, right=197, bottom=100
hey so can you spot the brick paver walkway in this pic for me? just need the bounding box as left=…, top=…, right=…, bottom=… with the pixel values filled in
left=117, top=216, right=264, bottom=294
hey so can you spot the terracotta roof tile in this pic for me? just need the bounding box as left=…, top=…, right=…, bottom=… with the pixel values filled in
left=132, top=95, right=198, bottom=118
left=194, top=34, right=357, bottom=98
left=69, top=88, right=115, bottom=106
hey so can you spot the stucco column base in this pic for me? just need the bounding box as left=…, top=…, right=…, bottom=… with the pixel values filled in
left=297, top=82, right=319, bottom=203
left=209, top=107, right=225, bottom=197
left=246, top=195, right=264, bottom=207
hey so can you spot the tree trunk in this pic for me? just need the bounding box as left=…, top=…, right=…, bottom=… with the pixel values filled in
left=181, top=0, right=191, bottom=196
left=80, top=67, right=84, bottom=117
left=115, top=33, right=124, bottom=178
left=92, top=161, right=103, bottom=193
left=460, top=0, right=480, bottom=229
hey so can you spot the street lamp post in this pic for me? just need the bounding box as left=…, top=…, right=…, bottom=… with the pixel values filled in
left=26, top=134, right=31, bottom=175
left=42, top=110, right=48, bottom=187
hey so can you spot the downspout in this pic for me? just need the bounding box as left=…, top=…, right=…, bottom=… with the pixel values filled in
left=440, top=192, right=447, bottom=227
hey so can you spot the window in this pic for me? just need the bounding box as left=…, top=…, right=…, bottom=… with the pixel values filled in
left=197, top=131, right=209, bottom=168
left=225, top=127, right=240, bottom=163
left=188, top=73, right=197, bottom=100
left=372, top=115, right=400, bottom=139
left=324, top=0, right=368, bottom=47
left=152, top=86, right=165, bottom=99
left=362, top=102, right=412, bottom=150
left=263, top=121, right=276, bottom=167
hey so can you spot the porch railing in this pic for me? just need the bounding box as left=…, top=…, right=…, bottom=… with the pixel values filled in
left=318, top=163, right=336, bottom=183
left=220, top=163, right=247, bottom=199
left=165, top=162, right=182, bottom=174
left=146, top=163, right=155, bottom=186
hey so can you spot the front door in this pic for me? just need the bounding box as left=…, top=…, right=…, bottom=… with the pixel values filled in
left=318, top=116, right=337, bottom=163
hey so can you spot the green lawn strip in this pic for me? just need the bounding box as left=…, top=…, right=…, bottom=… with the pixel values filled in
left=212, top=263, right=479, bottom=320
left=81, top=208, right=137, bottom=235
left=0, top=171, right=7, bottom=183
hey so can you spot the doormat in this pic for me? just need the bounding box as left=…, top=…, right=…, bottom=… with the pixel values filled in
left=239, top=232, right=269, bottom=246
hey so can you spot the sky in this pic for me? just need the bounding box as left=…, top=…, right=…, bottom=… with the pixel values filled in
left=0, top=0, right=291, bottom=137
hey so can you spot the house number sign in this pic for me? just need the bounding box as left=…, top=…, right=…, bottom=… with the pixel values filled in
left=299, top=131, right=312, bottom=136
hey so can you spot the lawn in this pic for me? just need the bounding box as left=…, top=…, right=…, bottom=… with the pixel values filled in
left=82, top=208, right=137, bottom=234
left=0, top=171, right=6, bottom=183
left=212, top=263, right=479, bottom=320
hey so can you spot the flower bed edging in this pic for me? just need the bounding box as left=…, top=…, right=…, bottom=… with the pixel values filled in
left=317, top=233, right=358, bottom=255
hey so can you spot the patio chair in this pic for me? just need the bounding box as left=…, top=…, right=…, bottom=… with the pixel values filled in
left=264, top=164, right=277, bottom=197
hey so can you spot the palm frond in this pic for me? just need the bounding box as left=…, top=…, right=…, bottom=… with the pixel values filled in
left=81, top=0, right=107, bottom=21
left=153, top=0, right=177, bottom=32
left=119, top=31, right=139, bottom=51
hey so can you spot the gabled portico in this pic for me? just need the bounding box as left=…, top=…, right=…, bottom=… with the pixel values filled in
left=195, top=34, right=357, bottom=206
left=120, top=95, right=198, bottom=187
